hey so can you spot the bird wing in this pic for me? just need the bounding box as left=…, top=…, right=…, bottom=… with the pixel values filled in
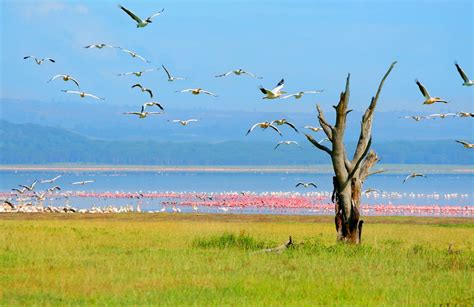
left=132, top=83, right=143, bottom=89
left=123, top=112, right=142, bottom=116
left=69, top=77, right=80, bottom=88
left=147, top=102, right=164, bottom=110
left=456, top=140, right=468, bottom=146
left=284, top=121, right=299, bottom=133
left=303, top=90, right=324, bottom=94
left=147, top=112, right=162, bottom=115
left=47, top=58, right=56, bottom=63
left=201, top=90, right=218, bottom=97
left=272, top=79, right=285, bottom=93
left=215, top=71, right=232, bottom=78
left=295, top=183, right=303, bottom=187
left=455, top=62, right=469, bottom=82
left=84, top=93, right=104, bottom=100
left=415, top=80, right=430, bottom=99
left=187, top=119, right=198, bottom=122
left=179, top=89, right=193, bottom=93
left=309, top=183, right=318, bottom=188
left=274, top=142, right=283, bottom=149
left=147, top=9, right=165, bottom=20
left=281, top=94, right=297, bottom=99
left=84, top=180, right=95, bottom=184
left=145, top=89, right=153, bottom=98
left=47, top=75, right=65, bottom=83
left=117, top=71, right=133, bottom=76
left=241, top=70, right=259, bottom=78
left=62, top=90, right=81, bottom=95
left=144, top=68, right=159, bottom=72
left=269, top=124, right=283, bottom=136
left=23, top=55, right=34, bottom=60
left=135, top=54, right=149, bottom=63
left=162, top=65, right=172, bottom=79
left=259, top=86, right=269, bottom=95
left=246, top=123, right=261, bottom=135
left=119, top=5, right=143, bottom=23
left=402, top=174, right=412, bottom=183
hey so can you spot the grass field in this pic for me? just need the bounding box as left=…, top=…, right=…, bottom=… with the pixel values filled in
left=1, top=214, right=473, bottom=305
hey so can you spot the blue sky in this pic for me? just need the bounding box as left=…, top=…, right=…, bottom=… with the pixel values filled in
left=0, top=0, right=472, bottom=113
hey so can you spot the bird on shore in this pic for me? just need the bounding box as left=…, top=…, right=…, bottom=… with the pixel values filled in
left=455, top=140, right=474, bottom=148
left=415, top=80, right=448, bottom=104
left=246, top=122, right=282, bottom=136
left=118, top=5, right=164, bottom=28
left=132, top=83, right=153, bottom=98
left=117, top=68, right=159, bottom=77
left=428, top=113, right=456, bottom=119
left=271, top=119, right=299, bottom=133
left=457, top=112, right=474, bottom=118
left=23, top=56, right=55, bottom=65
left=400, top=115, right=428, bottom=121
left=218, top=207, right=229, bottom=212
left=162, top=64, right=185, bottom=81
left=19, top=180, right=38, bottom=191
left=454, top=62, right=473, bottom=86
left=72, top=180, right=95, bottom=185
left=40, top=175, right=62, bottom=184
left=403, top=173, right=426, bottom=183
left=215, top=69, right=262, bottom=79
left=295, top=182, right=318, bottom=188
left=116, top=47, right=150, bottom=63
left=61, top=90, right=104, bottom=100
left=177, top=88, right=218, bottom=97
left=281, top=90, right=324, bottom=100
left=84, top=43, right=115, bottom=49
left=170, top=119, right=199, bottom=126
left=274, top=141, right=300, bottom=150
left=48, top=75, right=80, bottom=88
left=259, top=79, right=285, bottom=99
left=304, top=126, right=323, bottom=132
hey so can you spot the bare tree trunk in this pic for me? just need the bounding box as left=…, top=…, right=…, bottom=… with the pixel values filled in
left=306, top=62, right=397, bottom=244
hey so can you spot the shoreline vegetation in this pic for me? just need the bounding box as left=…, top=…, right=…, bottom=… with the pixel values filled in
left=0, top=164, right=473, bottom=174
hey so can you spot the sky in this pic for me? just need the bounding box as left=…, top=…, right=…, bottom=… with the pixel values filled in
left=0, top=0, right=473, bottom=114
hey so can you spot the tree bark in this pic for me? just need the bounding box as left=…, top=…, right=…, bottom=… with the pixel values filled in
left=309, top=62, right=397, bottom=244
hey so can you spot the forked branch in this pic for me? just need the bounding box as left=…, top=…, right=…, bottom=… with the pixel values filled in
left=305, top=134, right=332, bottom=155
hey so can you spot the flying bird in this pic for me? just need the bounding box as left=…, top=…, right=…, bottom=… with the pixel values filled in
left=281, top=90, right=324, bottom=100
left=428, top=113, right=457, bottom=119
left=117, top=68, right=159, bottom=77
left=72, top=180, right=95, bottom=185
left=61, top=90, right=104, bottom=100
left=363, top=188, right=380, bottom=194
left=162, top=65, right=185, bottom=81
left=304, top=126, right=323, bottom=132
left=84, top=43, right=115, bottom=49
left=131, top=83, right=153, bottom=98
left=170, top=119, right=199, bottom=126
left=19, top=180, right=38, bottom=191
left=271, top=119, right=299, bottom=133
left=177, top=88, right=218, bottom=97
left=215, top=69, right=262, bottom=78
left=48, top=186, right=61, bottom=192
left=11, top=188, right=26, bottom=194
left=455, top=140, right=474, bottom=148
left=259, top=79, right=286, bottom=99
left=2, top=200, right=14, bottom=209
left=246, top=122, right=282, bottom=136
left=454, top=62, right=473, bottom=86
left=457, top=112, right=474, bottom=118
left=403, top=173, right=426, bottom=183
left=295, top=182, right=318, bottom=188
left=118, top=5, right=164, bottom=28
left=274, top=141, right=300, bottom=150
left=400, top=115, right=427, bottom=121
left=142, top=101, right=164, bottom=111
left=415, top=80, right=448, bottom=104
left=48, top=75, right=80, bottom=88
left=123, top=111, right=162, bottom=119
left=23, top=56, right=55, bottom=65
left=40, top=175, right=62, bottom=184
left=116, top=47, right=150, bottom=63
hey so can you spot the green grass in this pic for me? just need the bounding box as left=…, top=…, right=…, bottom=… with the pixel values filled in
left=0, top=214, right=473, bottom=305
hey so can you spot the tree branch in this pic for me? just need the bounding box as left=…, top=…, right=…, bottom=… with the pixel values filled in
left=352, top=61, right=397, bottom=165
left=341, top=137, right=372, bottom=190
left=316, top=104, right=333, bottom=141
left=359, top=150, right=381, bottom=182
left=305, top=134, right=332, bottom=156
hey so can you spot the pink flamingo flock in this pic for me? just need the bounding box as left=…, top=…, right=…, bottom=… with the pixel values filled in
left=1, top=190, right=472, bottom=217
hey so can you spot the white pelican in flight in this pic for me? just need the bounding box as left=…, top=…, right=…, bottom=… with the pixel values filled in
left=72, top=180, right=95, bottom=185
left=123, top=110, right=162, bottom=119
left=428, top=113, right=456, bottom=119
left=84, top=43, right=115, bottom=49
left=281, top=90, right=323, bottom=100
left=170, top=119, right=199, bottom=126
left=295, top=182, right=317, bottom=188
left=259, top=79, right=285, bottom=99
left=23, top=56, right=55, bottom=65
left=304, top=126, right=323, bottom=132
left=457, top=112, right=474, bottom=118
left=274, top=141, right=300, bottom=150
left=162, top=65, right=185, bottom=81
left=117, top=68, right=159, bottom=77
left=403, top=173, right=426, bottom=183
left=177, top=88, right=218, bottom=97
left=271, top=119, right=299, bottom=133
left=41, top=175, right=62, bottom=184
left=399, top=115, right=427, bottom=121
left=118, top=5, right=164, bottom=28
left=19, top=180, right=38, bottom=191
left=61, top=90, right=104, bottom=100
left=116, top=47, right=150, bottom=63
left=215, top=69, right=262, bottom=79
left=415, top=80, right=448, bottom=104
left=455, top=140, right=474, bottom=148
left=142, top=101, right=164, bottom=111
left=132, top=84, right=153, bottom=98
left=246, top=122, right=282, bottom=136
left=454, top=62, right=473, bottom=86
left=48, top=75, right=80, bottom=88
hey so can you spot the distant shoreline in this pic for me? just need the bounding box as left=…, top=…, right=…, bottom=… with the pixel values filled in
left=0, top=164, right=472, bottom=174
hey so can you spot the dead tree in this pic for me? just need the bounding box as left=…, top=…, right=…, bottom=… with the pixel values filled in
left=305, top=62, right=397, bottom=244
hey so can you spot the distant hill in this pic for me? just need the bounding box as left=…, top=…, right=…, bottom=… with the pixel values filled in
left=0, top=120, right=472, bottom=165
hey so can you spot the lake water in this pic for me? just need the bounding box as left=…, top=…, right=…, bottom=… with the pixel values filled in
left=1, top=169, right=473, bottom=216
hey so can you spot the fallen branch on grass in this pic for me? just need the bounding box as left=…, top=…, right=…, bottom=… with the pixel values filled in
left=256, top=236, right=293, bottom=254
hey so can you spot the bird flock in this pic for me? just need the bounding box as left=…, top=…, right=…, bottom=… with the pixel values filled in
left=16, top=3, right=474, bottom=204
